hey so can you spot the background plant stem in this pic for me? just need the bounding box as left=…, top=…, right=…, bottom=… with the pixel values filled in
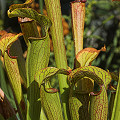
left=39, top=0, right=43, bottom=14
left=44, top=0, right=69, bottom=119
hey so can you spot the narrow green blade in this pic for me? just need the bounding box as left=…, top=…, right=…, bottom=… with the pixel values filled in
left=111, top=70, right=120, bottom=120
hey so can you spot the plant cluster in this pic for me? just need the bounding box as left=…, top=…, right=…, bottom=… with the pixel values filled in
left=0, top=0, right=119, bottom=120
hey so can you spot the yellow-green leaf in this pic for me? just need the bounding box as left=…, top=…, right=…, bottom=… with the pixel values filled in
left=9, top=7, right=53, bottom=120
left=69, top=89, right=89, bottom=120
left=0, top=33, right=23, bottom=56
left=90, top=85, right=108, bottom=120
left=9, top=0, right=33, bottom=12
left=76, top=46, right=106, bottom=67
left=40, top=84, right=63, bottom=120
left=69, top=88, right=82, bottom=120
left=111, top=70, right=120, bottom=120
left=35, top=67, right=69, bottom=86
left=80, top=66, right=111, bottom=87
left=26, top=33, right=50, bottom=120
left=69, top=96, right=82, bottom=120
left=68, top=66, right=111, bottom=120
left=10, top=40, right=27, bottom=87
left=68, top=66, right=107, bottom=87
left=86, top=66, right=112, bottom=120
left=8, top=8, right=52, bottom=32
left=0, top=30, right=27, bottom=87
left=4, top=52, right=26, bottom=119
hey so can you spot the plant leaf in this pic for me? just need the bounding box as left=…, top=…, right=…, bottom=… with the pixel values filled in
left=69, top=95, right=82, bottom=120
left=71, top=1, right=86, bottom=54
left=9, top=0, right=33, bottom=12
left=26, top=33, right=50, bottom=120
left=35, top=67, right=69, bottom=86
left=10, top=7, right=52, bottom=120
left=108, top=92, right=116, bottom=120
left=78, top=66, right=111, bottom=87
left=0, top=31, right=26, bottom=86
left=8, top=8, right=52, bottom=31
left=76, top=46, right=106, bottom=67
left=90, top=85, right=108, bottom=120
left=87, top=66, right=111, bottom=120
left=0, top=33, right=23, bottom=56
left=19, top=19, right=39, bottom=46
left=44, top=0, right=69, bottom=119
left=68, top=65, right=111, bottom=120
left=111, top=70, right=120, bottom=120
left=0, top=30, right=27, bottom=88
left=110, top=72, right=119, bottom=82
left=4, top=52, right=26, bottom=119
left=40, top=84, right=64, bottom=120
left=69, top=92, right=89, bottom=120
left=8, top=6, right=52, bottom=120
left=68, top=66, right=108, bottom=87
left=10, top=40, right=27, bottom=87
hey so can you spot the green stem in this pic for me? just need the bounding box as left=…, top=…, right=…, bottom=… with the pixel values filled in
left=44, top=0, right=69, bottom=119
left=109, top=92, right=116, bottom=120
left=111, top=70, right=120, bottom=120
left=39, top=0, right=43, bottom=14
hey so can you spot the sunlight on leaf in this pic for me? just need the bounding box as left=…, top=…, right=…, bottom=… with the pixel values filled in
left=76, top=46, right=106, bottom=67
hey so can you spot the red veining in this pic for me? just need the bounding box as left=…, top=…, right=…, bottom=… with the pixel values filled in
left=7, top=49, right=17, bottom=59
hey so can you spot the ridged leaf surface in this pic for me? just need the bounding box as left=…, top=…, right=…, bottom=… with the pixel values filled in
left=4, top=52, right=26, bottom=119
left=35, top=67, right=69, bottom=86
left=40, top=85, right=63, bottom=120
left=8, top=5, right=52, bottom=120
